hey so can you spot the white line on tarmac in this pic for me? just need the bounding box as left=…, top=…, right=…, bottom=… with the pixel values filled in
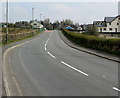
left=44, top=32, right=52, bottom=47
left=45, top=44, right=47, bottom=47
left=47, top=52, right=56, bottom=59
left=45, top=33, right=56, bottom=59
left=4, top=78, right=11, bottom=96
left=3, top=39, right=35, bottom=96
left=44, top=47, right=47, bottom=51
left=113, top=87, right=120, bottom=92
left=12, top=77, right=23, bottom=96
left=61, top=61, right=89, bottom=76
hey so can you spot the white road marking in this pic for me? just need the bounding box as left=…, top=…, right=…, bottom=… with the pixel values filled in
left=113, top=87, right=120, bottom=92
left=4, top=78, right=11, bottom=96
left=3, top=39, right=36, bottom=96
left=44, top=47, right=47, bottom=51
left=12, top=77, right=23, bottom=96
left=61, top=61, right=89, bottom=76
left=47, top=52, right=56, bottom=59
left=45, top=33, right=56, bottom=59
left=45, top=32, right=52, bottom=46
left=45, top=33, right=51, bottom=46
left=45, top=44, right=47, bottom=47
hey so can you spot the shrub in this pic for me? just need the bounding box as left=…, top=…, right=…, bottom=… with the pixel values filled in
left=62, top=29, right=120, bottom=55
left=85, top=25, right=99, bottom=36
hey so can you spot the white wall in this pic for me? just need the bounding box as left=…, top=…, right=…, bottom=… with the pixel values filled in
left=118, top=17, right=120, bottom=32
left=98, top=17, right=119, bottom=32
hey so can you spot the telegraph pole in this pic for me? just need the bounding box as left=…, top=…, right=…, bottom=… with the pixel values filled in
left=43, top=16, right=46, bottom=29
left=6, top=0, right=8, bottom=42
left=32, top=8, right=34, bottom=21
left=40, top=13, right=42, bottom=24
left=32, top=8, right=34, bottom=36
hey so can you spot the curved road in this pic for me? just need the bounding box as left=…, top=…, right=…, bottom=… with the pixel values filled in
left=4, top=30, right=119, bottom=96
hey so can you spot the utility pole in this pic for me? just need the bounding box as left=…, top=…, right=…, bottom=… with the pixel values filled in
left=32, top=8, right=34, bottom=21
left=4, top=15, right=6, bottom=23
left=43, top=16, right=46, bottom=29
left=40, top=13, right=42, bottom=24
left=43, top=16, right=45, bottom=21
left=32, top=8, right=34, bottom=36
left=6, top=0, right=8, bottom=42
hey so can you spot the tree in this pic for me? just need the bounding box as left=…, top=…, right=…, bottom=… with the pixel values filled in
left=59, top=20, right=65, bottom=29
left=75, top=23, right=79, bottom=26
left=53, top=20, right=60, bottom=29
left=86, top=25, right=98, bottom=36
left=44, top=18, right=50, bottom=24
left=64, top=19, right=73, bottom=25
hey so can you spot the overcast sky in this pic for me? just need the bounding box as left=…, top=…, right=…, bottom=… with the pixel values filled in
left=1, top=1, right=119, bottom=24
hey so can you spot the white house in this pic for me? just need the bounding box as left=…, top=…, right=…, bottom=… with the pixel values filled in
left=31, top=21, right=43, bottom=29
left=93, top=15, right=120, bottom=33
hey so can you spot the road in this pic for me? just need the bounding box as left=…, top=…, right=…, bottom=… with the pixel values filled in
left=4, top=30, right=119, bottom=96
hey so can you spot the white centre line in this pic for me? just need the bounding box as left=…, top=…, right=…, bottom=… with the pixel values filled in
left=47, top=51, right=56, bottom=59
left=113, top=87, right=120, bottom=92
left=44, top=47, right=47, bottom=51
left=45, top=32, right=52, bottom=47
left=45, top=43, right=47, bottom=47
left=45, top=33, right=56, bottom=59
left=61, top=61, right=89, bottom=76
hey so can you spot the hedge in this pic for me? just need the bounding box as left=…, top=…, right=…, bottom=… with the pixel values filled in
left=62, top=29, right=120, bottom=56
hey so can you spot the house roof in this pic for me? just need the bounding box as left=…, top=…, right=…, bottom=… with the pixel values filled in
left=66, top=26, right=74, bottom=30
left=104, top=17, right=115, bottom=23
left=93, top=21, right=106, bottom=27
left=104, top=15, right=120, bottom=23
left=93, top=21, right=98, bottom=24
left=93, top=15, right=120, bottom=27
left=93, top=21, right=105, bottom=24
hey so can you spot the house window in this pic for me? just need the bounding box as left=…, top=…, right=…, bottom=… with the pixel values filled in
left=104, top=28, right=106, bottom=31
left=109, top=23, right=111, bottom=25
left=119, top=18, right=120, bottom=20
left=117, top=23, right=119, bottom=25
left=109, top=28, right=112, bottom=31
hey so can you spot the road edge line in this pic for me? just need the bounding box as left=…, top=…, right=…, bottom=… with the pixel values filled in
left=3, top=39, right=35, bottom=96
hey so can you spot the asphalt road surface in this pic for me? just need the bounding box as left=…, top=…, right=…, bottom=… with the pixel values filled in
left=4, top=30, right=119, bottom=96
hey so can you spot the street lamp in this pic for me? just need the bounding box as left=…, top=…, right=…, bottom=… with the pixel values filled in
left=6, top=0, right=8, bottom=42
left=32, top=8, right=34, bottom=36
left=43, top=16, right=46, bottom=29
left=32, top=8, right=34, bottom=21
